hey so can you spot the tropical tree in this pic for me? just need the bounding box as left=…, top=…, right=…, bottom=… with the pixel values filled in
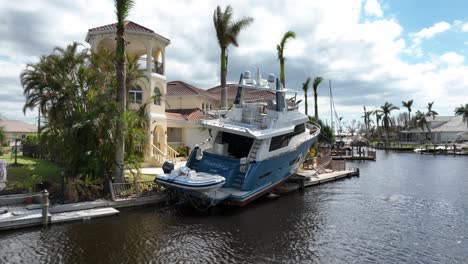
left=373, top=111, right=383, bottom=139
left=276, top=30, right=296, bottom=88
left=454, top=104, right=468, bottom=127
left=114, top=0, right=135, bottom=182
left=302, top=77, right=311, bottom=116
left=0, top=114, right=4, bottom=146
left=377, top=102, right=400, bottom=144
left=346, top=119, right=358, bottom=136
left=213, top=5, right=253, bottom=109
left=402, top=99, right=413, bottom=127
left=0, top=127, right=4, bottom=147
left=312, top=76, right=324, bottom=121
left=415, top=110, right=431, bottom=141
left=20, top=42, right=147, bottom=200
left=362, top=106, right=374, bottom=137
left=426, top=102, right=438, bottom=120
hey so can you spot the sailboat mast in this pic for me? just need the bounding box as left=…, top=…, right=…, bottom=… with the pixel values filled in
left=329, top=80, right=334, bottom=133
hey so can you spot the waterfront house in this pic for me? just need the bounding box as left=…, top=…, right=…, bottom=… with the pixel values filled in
left=86, top=21, right=272, bottom=166
left=0, top=119, right=37, bottom=146
left=399, top=116, right=468, bottom=143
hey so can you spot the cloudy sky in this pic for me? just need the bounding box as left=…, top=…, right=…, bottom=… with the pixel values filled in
left=1, top=0, right=468, bottom=126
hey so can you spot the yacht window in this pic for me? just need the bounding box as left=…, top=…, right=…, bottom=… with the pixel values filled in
left=220, top=132, right=254, bottom=158
left=269, top=124, right=306, bottom=151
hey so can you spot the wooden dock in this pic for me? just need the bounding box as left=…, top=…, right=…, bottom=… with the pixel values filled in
left=332, top=155, right=376, bottom=161
left=0, top=194, right=167, bottom=231
left=275, top=169, right=360, bottom=193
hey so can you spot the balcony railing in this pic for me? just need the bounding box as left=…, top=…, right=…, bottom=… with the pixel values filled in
left=137, top=58, right=164, bottom=75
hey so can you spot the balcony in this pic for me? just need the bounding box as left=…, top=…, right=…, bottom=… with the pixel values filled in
left=138, top=58, right=164, bottom=75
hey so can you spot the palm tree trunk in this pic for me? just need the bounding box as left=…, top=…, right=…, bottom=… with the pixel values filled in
left=314, top=90, right=318, bottom=121
left=280, top=59, right=285, bottom=88
left=304, top=93, right=308, bottom=116
left=408, top=110, right=411, bottom=127
left=38, top=108, right=41, bottom=158
left=114, top=31, right=127, bottom=183
left=220, top=48, right=227, bottom=109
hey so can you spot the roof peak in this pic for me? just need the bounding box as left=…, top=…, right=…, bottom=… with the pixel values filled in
left=88, top=20, right=155, bottom=33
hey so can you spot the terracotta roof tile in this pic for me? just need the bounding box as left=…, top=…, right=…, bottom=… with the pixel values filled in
left=0, top=120, right=36, bottom=133
left=89, top=21, right=155, bottom=33
left=165, top=108, right=214, bottom=122
left=207, top=84, right=275, bottom=101
left=167, top=81, right=217, bottom=100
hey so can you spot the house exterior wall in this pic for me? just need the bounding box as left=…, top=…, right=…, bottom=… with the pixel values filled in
left=4, top=132, right=36, bottom=144
left=434, top=132, right=460, bottom=143
left=166, top=95, right=218, bottom=110
left=184, top=127, right=210, bottom=150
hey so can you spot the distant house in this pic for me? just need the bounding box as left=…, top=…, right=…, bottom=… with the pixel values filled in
left=165, top=81, right=275, bottom=150
left=207, top=83, right=276, bottom=104
left=0, top=119, right=37, bottom=145
left=399, top=116, right=468, bottom=143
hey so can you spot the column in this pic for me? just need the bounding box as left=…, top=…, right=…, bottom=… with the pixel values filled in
left=146, top=43, right=152, bottom=75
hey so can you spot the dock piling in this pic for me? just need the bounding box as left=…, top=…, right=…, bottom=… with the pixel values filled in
left=42, top=190, right=49, bottom=227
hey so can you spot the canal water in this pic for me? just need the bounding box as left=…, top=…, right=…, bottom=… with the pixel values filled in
left=0, top=151, right=467, bottom=263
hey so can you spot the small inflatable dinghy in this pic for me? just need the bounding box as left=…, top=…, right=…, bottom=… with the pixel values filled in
left=155, top=162, right=225, bottom=193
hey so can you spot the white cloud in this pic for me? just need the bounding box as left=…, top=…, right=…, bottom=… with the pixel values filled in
left=407, top=21, right=451, bottom=57
left=412, top=21, right=451, bottom=43
left=462, top=22, right=468, bottom=32
left=0, top=0, right=467, bottom=123
left=364, top=0, right=383, bottom=17
left=439, top=52, right=465, bottom=66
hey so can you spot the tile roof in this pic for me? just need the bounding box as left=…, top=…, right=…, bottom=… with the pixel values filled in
left=207, top=84, right=275, bottom=101
left=432, top=116, right=468, bottom=132
left=167, top=81, right=217, bottom=100
left=0, top=120, right=36, bottom=133
left=89, top=21, right=155, bottom=33
left=166, top=108, right=214, bottom=122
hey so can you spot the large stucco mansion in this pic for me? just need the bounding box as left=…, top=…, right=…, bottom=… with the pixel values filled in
left=86, top=21, right=272, bottom=166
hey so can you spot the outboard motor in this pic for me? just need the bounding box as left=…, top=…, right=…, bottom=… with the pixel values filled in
left=162, top=161, right=175, bottom=174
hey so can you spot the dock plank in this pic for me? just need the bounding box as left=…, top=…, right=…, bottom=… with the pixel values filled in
left=51, top=207, right=119, bottom=224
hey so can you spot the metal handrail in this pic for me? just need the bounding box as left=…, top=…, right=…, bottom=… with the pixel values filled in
left=306, top=121, right=321, bottom=138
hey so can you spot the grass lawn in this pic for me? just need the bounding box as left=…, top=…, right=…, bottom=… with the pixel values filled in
left=0, top=154, right=62, bottom=191
left=125, top=173, right=155, bottom=182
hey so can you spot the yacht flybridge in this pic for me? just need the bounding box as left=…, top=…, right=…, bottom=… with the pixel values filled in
left=155, top=71, right=320, bottom=206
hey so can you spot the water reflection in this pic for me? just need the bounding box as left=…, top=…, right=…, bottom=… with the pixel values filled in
left=0, top=151, right=467, bottom=263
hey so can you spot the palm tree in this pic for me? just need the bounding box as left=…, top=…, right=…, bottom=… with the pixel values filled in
left=114, top=0, right=134, bottom=182
left=312, top=76, right=324, bottom=121
left=377, top=102, right=400, bottom=144
left=276, top=31, right=296, bottom=88
left=426, top=102, right=438, bottom=120
left=415, top=110, right=431, bottom=141
left=302, top=77, right=311, bottom=116
left=402, top=99, right=413, bottom=127
left=454, top=104, right=468, bottom=127
left=0, top=114, right=4, bottom=146
left=213, top=5, right=253, bottom=109
left=373, top=111, right=383, bottom=139
left=362, top=106, right=374, bottom=137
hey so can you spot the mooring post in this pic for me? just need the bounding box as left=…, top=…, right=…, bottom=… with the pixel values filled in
left=42, top=189, right=49, bottom=226
left=453, top=144, right=456, bottom=156
left=299, top=177, right=305, bottom=191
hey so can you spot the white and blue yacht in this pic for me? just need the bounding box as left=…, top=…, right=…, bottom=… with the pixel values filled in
left=156, top=71, right=320, bottom=206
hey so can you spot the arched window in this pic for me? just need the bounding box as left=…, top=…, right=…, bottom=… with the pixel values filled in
left=202, top=103, right=205, bottom=110
left=154, top=87, right=161, bottom=105
left=129, top=85, right=143, bottom=104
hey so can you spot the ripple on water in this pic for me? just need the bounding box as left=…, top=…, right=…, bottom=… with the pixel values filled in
left=0, top=152, right=467, bottom=263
